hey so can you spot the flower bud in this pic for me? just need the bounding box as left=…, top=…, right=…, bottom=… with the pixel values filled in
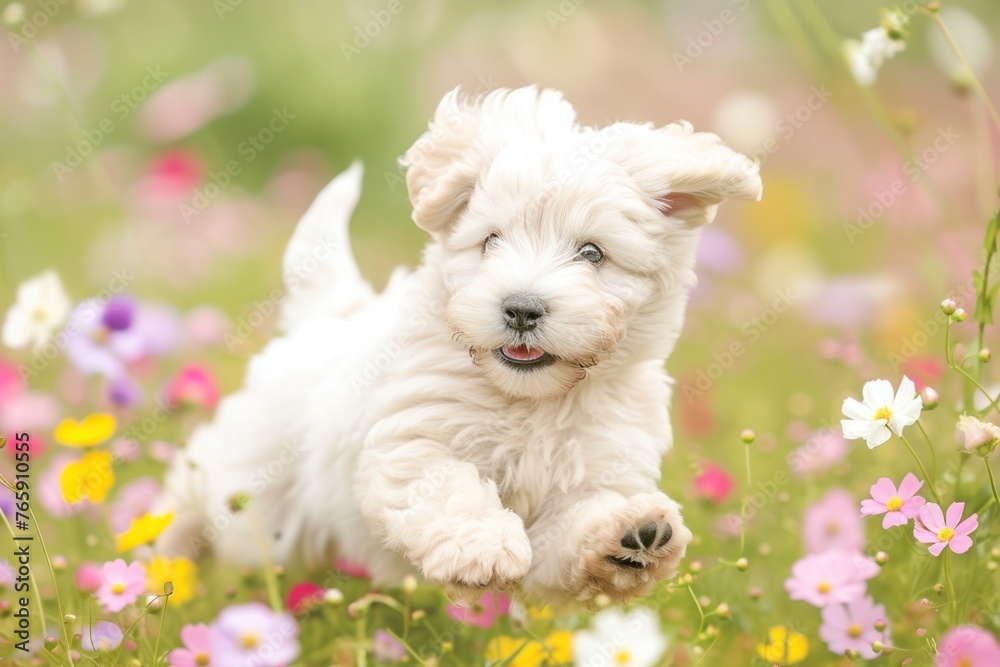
left=228, top=492, right=251, bottom=513
left=736, top=557, right=749, bottom=572
left=952, top=308, right=967, bottom=322
left=689, top=560, right=703, bottom=574
left=401, top=575, right=417, bottom=594
left=740, top=429, right=756, bottom=444
left=52, top=555, right=67, bottom=571
left=956, top=415, right=1000, bottom=457
left=44, top=636, right=58, bottom=650
left=411, top=609, right=425, bottom=622
left=715, top=603, right=731, bottom=620
left=323, top=588, right=344, bottom=606
left=748, top=586, right=762, bottom=600
left=872, top=641, right=885, bottom=654
left=916, top=628, right=927, bottom=637
left=933, top=583, right=945, bottom=593
left=594, top=593, right=612, bottom=609
left=874, top=619, right=887, bottom=632
left=875, top=551, right=889, bottom=565
left=940, top=298, right=957, bottom=315
left=980, top=348, right=992, bottom=363
left=920, top=387, right=939, bottom=410
left=1, top=3, right=24, bottom=27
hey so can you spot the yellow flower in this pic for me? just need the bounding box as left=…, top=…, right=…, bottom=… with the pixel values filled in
left=757, top=625, right=809, bottom=665
left=485, top=631, right=573, bottom=667
left=59, top=451, right=114, bottom=503
left=528, top=605, right=554, bottom=621
left=147, top=556, right=198, bottom=605
left=54, top=413, right=116, bottom=447
left=116, top=512, right=174, bottom=552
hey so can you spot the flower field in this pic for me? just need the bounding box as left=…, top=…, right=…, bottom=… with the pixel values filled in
left=2, top=0, right=1000, bottom=665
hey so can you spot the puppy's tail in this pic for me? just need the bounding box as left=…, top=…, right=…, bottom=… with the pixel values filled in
left=279, top=161, right=374, bottom=331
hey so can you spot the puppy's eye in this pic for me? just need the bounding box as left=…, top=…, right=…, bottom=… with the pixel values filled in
left=576, top=243, right=604, bottom=264
left=483, top=233, right=500, bottom=254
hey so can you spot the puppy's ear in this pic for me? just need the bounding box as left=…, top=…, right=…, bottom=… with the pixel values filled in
left=400, top=86, right=578, bottom=234
left=603, top=121, right=762, bottom=227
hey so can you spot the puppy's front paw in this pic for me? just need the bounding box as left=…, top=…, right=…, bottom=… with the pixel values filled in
left=574, top=492, right=692, bottom=602
left=420, top=510, right=532, bottom=596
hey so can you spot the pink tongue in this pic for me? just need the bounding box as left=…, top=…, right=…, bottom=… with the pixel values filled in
left=504, top=345, right=545, bottom=361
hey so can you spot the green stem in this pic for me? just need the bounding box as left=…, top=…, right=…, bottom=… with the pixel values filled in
left=986, top=457, right=1000, bottom=510
left=916, top=420, right=939, bottom=478
left=899, top=435, right=942, bottom=504
left=688, top=586, right=706, bottom=636
left=943, top=550, right=957, bottom=622
left=951, top=364, right=1000, bottom=416
left=928, top=10, right=1000, bottom=134
left=356, top=608, right=368, bottom=667
left=248, top=511, right=283, bottom=613
left=152, top=592, right=170, bottom=665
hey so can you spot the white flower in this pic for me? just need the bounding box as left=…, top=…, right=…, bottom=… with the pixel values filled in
left=841, top=376, right=922, bottom=448
left=844, top=27, right=905, bottom=86
left=956, top=415, right=1000, bottom=457
left=573, top=607, right=667, bottom=667
left=2, top=270, right=70, bottom=351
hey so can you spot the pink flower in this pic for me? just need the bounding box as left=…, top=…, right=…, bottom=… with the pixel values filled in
left=446, top=591, right=511, bottom=629
left=788, top=429, right=849, bottom=475
left=75, top=562, right=103, bottom=593
left=785, top=550, right=879, bottom=607
left=165, top=364, right=219, bottom=410
left=335, top=557, right=371, bottom=579
left=914, top=502, right=978, bottom=556
left=819, top=596, right=888, bottom=659
left=861, top=473, right=926, bottom=529
left=693, top=463, right=734, bottom=503
left=210, top=602, right=299, bottom=666
left=109, top=477, right=161, bottom=534
left=81, top=620, right=124, bottom=651
left=168, top=623, right=214, bottom=667
left=0, top=359, right=21, bottom=400
left=373, top=629, right=407, bottom=663
left=803, top=489, right=864, bottom=553
left=937, top=625, right=1000, bottom=667
left=95, top=559, right=146, bottom=613
left=286, top=582, right=324, bottom=615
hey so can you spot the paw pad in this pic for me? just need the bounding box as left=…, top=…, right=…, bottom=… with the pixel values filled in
left=610, top=520, right=673, bottom=569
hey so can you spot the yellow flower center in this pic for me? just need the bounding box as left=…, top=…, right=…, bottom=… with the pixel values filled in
left=885, top=496, right=904, bottom=511
left=240, top=632, right=260, bottom=650
left=872, top=406, right=893, bottom=422
left=614, top=649, right=631, bottom=665
left=938, top=527, right=955, bottom=542
left=817, top=582, right=832, bottom=593
left=825, top=520, right=840, bottom=536
left=848, top=624, right=863, bottom=638
left=33, top=307, right=48, bottom=323
left=195, top=653, right=210, bottom=666
left=111, top=582, right=126, bottom=595
left=958, top=659, right=974, bottom=667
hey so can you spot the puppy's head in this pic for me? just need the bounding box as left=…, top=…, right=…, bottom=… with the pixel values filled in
left=401, top=87, right=762, bottom=400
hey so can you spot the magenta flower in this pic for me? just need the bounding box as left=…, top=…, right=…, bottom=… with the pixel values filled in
left=168, top=623, right=214, bottom=667
left=860, top=473, right=926, bottom=529
left=81, top=620, right=124, bottom=651
left=95, top=559, right=146, bottom=613
left=802, top=488, right=864, bottom=553
left=75, top=562, right=103, bottom=593
left=286, top=582, right=324, bottom=615
left=937, top=625, right=1000, bottom=667
left=165, top=364, right=220, bottom=410
left=210, top=602, right=299, bottom=666
left=334, top=557, right=371, bottom=579
left=693, top=463, right=735, bottom=504
left=446, top=591, right=511, bottom=628
left=819, top=596, right=887, bottom=659
left=785, top=550, right=878, bottom=607
left=914, top=502, right=978, bottom=556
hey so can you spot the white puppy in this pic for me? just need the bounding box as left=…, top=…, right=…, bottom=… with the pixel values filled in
left=156, top=86, right=762, bottom=604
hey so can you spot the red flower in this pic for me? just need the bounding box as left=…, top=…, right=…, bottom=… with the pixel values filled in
left=286, top=582, right=324, bottom=614
left=694, top=463, right=735, bottom=504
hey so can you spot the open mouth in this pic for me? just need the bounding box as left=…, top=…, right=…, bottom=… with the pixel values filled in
left=496, top=345, right=555, bottom=370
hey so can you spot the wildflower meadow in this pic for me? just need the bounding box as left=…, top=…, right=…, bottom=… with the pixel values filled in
left=2, top=0, right=1000, bottom=665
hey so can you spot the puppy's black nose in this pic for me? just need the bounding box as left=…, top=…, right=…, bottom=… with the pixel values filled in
left=502, top=295, right=545, bottom=331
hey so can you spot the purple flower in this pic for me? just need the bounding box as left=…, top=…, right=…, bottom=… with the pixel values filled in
left=101, top=296, right=136, bottom=331
left=109, top=477, right=161, bottom=534
left=373, top=629, right=407, bottom=663
left=0, top=559, right=14, bottom=588
left=108, top=374, right=144, bottom=407
left=80, top=620, right=124, bottom=651
left=209, top=602, right=299, bottom=666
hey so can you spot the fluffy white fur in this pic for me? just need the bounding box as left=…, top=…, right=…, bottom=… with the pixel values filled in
left=155, top=86, right=762, bottom=604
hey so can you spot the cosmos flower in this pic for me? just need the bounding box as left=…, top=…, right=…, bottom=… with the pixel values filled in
left=59, top=451, right=115, bottom=503
left=785, top=550, right=879, bottom=607
left=168, top=623, right=214, bottom=667
left=1, top=270, right=71, bottom=350
left=802, top=489, right=864, bottom=553
left=115, top=512, right=173, bottom=552
left=956, top=415, right=1000, bottom=457
left=95, top=559, right=146, bottom=613
left=209, top=602, right=300, bottom=667
left=693, top=462, right=735, bottom=504
left=841, top=376, right=922, bottom=448
left=756, top=625, right=809, bottom=664
left=573, top=608, right=666, bottom=667
left=447, top=591, right=511, bottom=629
left=486, top=631, right=573, bottom=667
left=860, top=473, right=926, bottom=529
left=147, top=556, right=198, bottom=605
left=913, top=502, right=978, bottom=556
left=286, top=582, right=325, bottom=615
left=936, top=625, right=1000, bottom=667
left=53, top=412, right=117, bottom=447
left=373, top=629, right=407, bottom=664
left=80, top=620, right=125, bottom=651
left=843, top=18, right=906, bottom=86
left=819, top=596, right=888, bottom=659
left=165, top=364, right=220, bottom=410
